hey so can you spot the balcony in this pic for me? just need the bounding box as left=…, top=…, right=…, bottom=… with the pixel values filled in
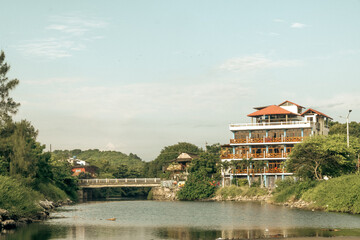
left=230, top=136, right=303, bottom=144
left=231, top=168, right=287, bottom=174
left=221, top=152, right=289, bottom=160
left=229, top=121, right=312, bottom=131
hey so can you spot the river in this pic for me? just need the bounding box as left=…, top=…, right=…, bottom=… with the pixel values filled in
left=2, top=200, right=360, bottom=240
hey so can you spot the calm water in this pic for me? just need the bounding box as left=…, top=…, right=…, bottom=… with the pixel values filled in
left=2, top=200, right=360, bottom=240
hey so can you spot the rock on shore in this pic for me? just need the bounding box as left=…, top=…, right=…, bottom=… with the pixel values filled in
left=151, top=187, right=179, bottom=200
left=0, top=198, right=72, bottom=232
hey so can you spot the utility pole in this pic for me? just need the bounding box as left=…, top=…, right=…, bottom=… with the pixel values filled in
left=347, top=110, right=352, bottom=148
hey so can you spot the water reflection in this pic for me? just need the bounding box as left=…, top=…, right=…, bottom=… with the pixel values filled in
left=3, top=200, right=360, bottom=240
left=3, top=224, right=360, bottom=240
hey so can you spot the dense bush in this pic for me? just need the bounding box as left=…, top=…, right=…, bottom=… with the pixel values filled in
left=271, top=178, right=318, bottom=203
left=0, top=175, right=43, bottom=217
left=177, top=169, right=217, bottom=200
left=34, top=182, right=68, bottom=202
left=302, top=174, right=360, bottom=213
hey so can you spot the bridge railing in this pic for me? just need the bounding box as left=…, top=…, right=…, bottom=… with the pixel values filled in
left=78, top=178, right=161, bottom=185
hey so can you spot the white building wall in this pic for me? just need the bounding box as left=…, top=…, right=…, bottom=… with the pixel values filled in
left=280, top=105, right=298, bottom=114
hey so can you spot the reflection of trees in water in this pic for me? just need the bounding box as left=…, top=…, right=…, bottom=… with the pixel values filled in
left=154, top=227, right=354, bottom=239
left=1, top=224, right=68, bottom=240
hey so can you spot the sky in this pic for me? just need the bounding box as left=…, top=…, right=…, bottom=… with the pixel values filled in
left=1, top=0, right=360, bottom=161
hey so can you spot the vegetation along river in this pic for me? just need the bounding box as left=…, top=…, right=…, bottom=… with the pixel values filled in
left=2, top=200, right=360, bottom=240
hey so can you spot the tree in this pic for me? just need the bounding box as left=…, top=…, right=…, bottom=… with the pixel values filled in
left=144, top=142, right=202, bottom=178
left=0, top=51, right=20, bottom=122
left=329, top=121, right=360, bottom=139
left=286, top=135, right=357, bottom=180
left=177, top=168, right=217, bottom=200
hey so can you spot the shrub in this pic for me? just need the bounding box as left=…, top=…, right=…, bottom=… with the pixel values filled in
left=35, top=182, right=68, bottom=202
left=177, top=169, right=216, bottom=200
left=0, top=175, right=43, bottom=217
left=243, top=187, right=268, bottom=197
left=272, top=178, right=318, bottom=203
left=302, top=174, right=360, bottom=213
left=217, top=186, right=243, bottom=199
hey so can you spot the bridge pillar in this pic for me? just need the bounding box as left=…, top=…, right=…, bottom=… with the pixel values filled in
left=77, top=189, right=84, bottom=200
left=78, top=188, right=92, bottom=201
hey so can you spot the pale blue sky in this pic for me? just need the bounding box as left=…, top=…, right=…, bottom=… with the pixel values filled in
left=1, top=0, right=360, bottom=160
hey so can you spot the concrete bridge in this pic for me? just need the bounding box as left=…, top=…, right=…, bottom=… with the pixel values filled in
left=78, top=178, right=162, bottom=188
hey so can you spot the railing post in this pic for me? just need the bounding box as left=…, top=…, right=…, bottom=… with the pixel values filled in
left=135, top=178, right=137, bottom=183
left=125, top=178, right=127, bottom=183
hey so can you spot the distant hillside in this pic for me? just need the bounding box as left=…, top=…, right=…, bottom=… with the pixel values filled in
left=51, top=149, right=145, bottom=173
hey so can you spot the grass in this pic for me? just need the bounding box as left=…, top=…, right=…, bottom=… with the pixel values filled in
left=302, top=174, right=360, bottom=213
left=35, top=182, right=68, bottom=202
left=271, top=178, right=318, bottom=203
left=216, top=185, right=268, bottom=199
left=0, top=175, right=43, bottom=217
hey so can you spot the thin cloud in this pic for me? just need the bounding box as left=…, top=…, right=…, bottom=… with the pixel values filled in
left=273, top=19, right=285, bottom=23
left=46, top=15, right=108, bottom=36
left=219, top=55, right=302, bottom=72
left=291, top=22, right=306, bottom=28
left=16, top=38, right=86, bottom=59
left=16, top=14, right=107, bottom=59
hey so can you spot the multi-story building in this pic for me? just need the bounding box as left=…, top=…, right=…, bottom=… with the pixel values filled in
left=221, top=100, right=332, bottom=187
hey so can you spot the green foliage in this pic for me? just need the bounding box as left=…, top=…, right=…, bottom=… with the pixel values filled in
left=177, top=169, right=217, bottom=200
left=287, top=135, right=357, bottom=180
left=329, top=121, right=360, bottom=139
left=237, top=178, right=249, bottom=186
left=0, top=51, right=20, bottom=122
left=0, top=175, right=43, bottom=217
left=302, top=174, right=360, bottom=213
left=216, top=185, right=243, bottom=199
left=52, top=149, right=145, bottom=177
left=216, top=185, right=268, bottom=199
left=272, top=178, right=318, bottom=203
left=145, top=142, right=202, bottom=178
left=243, top=187, right=268, bottom=197
left=34, top=182, right=68, bottom=202
left=50, top=160, right=78, bottom=200
left=189, top=152, right=220, bottom=178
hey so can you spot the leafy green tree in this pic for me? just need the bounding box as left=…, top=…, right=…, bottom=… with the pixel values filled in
left=0, top=51, right=20, bottom=122
left=287, top=135, right=357, bottom=180
left=177, top=168, right=217, bottom=200
left=113, top=164, right=129, bottom=178
left=145, top=142, right=202, bottom=178
left=9, top=120, right=49, bottom=180
left=329, top=121, right=360, bottom=139
left=190, top=152, right=220, bottom=177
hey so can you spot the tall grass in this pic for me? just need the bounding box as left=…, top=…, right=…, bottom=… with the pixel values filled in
left=0, top=175, right=43, bottom=217
left=216, top=185, right=268, bottom=199
left=35, top=182, right=68, bottom=202
left=302, top=174, right=360, bottom=213
left=271, top=178, right=318, bottom=203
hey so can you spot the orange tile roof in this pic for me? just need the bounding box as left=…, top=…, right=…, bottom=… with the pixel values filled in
left=278, top=100, right=305, bottom=109
left=247, top=105, right=299, bottom=117
left=301, top=108, right=332, bottom=119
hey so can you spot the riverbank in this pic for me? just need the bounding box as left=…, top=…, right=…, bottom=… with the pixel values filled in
left=0, top=175, right=74, bottom=232
left=212, top=174, right=360, bottom=214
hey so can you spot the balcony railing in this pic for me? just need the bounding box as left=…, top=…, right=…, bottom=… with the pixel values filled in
left=230, top=121, right=311, bottom=128
left=221, top=152, right=288, bottom=159
left=231, top=168, right=286, bottom=174
left=230, top=137, right=303, bottom=144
